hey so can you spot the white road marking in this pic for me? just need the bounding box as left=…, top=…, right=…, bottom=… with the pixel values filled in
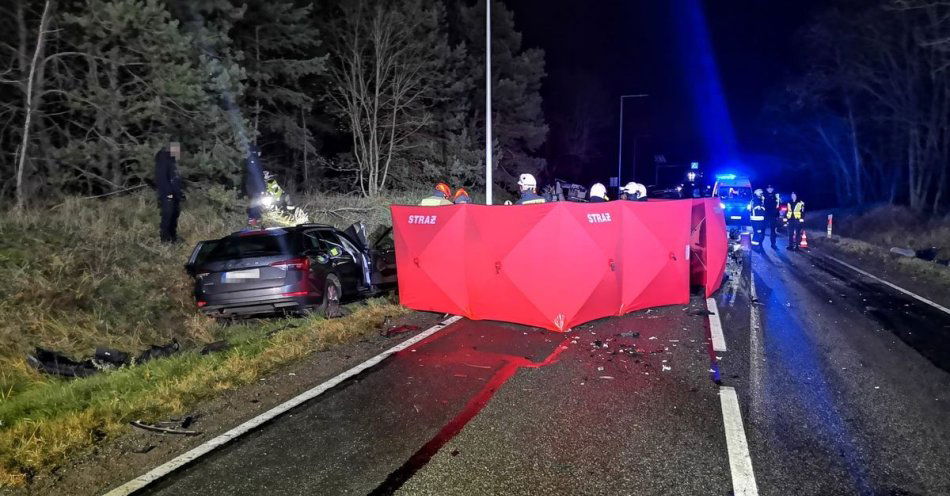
left=707, top=297, right=727, bottom=352
left=748, top=268, right=764, bottom=419
left=102, top=315, right=464, bottom=496
left=825, top=255, right=950, bottom=316
left=719, top=386, right=760, bottom=496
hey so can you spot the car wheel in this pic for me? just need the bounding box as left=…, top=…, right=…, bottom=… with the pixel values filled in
left=314, top=274, right=343, bottom=319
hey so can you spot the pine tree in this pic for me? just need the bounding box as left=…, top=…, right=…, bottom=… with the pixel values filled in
left=46, top=0, right=242, bottom=192
left=454, top=0, right=548, bottom=188
left=232, top=0, right=327, bottom=189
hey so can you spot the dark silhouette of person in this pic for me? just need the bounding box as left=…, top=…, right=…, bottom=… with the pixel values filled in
left=155, top=141, right=182, bottom=243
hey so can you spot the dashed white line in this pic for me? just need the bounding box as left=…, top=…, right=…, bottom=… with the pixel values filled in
left=707, top=297, right=727, bottom=352
left=102, top=315, right=464, bottom=496
left=719, top=386, right=760, bottom=496
left=825, top=255, right=950, bottom=316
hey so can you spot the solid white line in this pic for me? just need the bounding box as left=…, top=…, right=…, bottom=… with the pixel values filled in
left=825, top=255, right=950, bottom=316
left=707, top=297, right=727, bottom=352
left=102, top=315, right=463, bottom=496
left=719, top=386, right=759, bottom=496
left=748, top=268, right=763, bottom=419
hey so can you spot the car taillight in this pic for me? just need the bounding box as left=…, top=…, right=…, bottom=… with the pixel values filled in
left=197, top=301, right=207, bottom=307
left=270, top=258, right=309, bottom=271
left=282, top=290, right=309, bottom=297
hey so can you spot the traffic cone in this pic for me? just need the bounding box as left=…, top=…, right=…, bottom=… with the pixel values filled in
left=799, top=230, right=809, bottom=249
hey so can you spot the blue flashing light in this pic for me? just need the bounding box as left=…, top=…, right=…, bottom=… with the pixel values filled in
left=690, top=161, right=700, bottom=170
left=716, top=173, right=736, bottom=180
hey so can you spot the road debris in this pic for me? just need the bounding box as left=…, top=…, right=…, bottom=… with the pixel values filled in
left=131, top=416, right=199, bottom=436
left=135, top=339, right=181, bottom=363
left=662, top=365, right=672, bottom=372
left=618, top=331, right=640, bottom=338
left=26, top=338, right=235, bottom=378
left=382, top=324, right=421, bottom=338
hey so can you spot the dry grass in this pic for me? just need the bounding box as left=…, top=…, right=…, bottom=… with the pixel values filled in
left=0, top=188, right=411, bottom=487
left=814, top=236, right=950, bottom=285
left=833, top=205, right=950, bottom=259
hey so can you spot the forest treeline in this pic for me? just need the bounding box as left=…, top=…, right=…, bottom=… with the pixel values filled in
left=0, top=0, right=547, bottom=207
left=768, top=0, right=950, bottom=214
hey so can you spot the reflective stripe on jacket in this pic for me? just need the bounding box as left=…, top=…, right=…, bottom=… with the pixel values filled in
left=786, top=201, right=805, bottom=221
left=516, top=192, right=546, bottom=205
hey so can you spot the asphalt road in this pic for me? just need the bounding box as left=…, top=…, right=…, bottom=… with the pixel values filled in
left=133, top=244, right=950, bottom=496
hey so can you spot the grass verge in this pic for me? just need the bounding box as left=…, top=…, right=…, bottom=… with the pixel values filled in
left=0, top=300, right=408, bottom=487
left=0, top=188, right=415, bottom=487
left=812, top=236, right=950, bottom=286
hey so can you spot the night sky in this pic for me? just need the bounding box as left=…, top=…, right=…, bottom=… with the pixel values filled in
left=510, top=0, right=822, bottom=188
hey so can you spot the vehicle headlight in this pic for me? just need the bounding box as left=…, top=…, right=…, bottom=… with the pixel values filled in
left=719, top=202, right=726, bottom=209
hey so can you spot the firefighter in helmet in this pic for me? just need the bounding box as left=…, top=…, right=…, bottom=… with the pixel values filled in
left=620, top=182, right=647, bottom=201
left=589, top=183, right=608, bottom=203
left=256, top=170, right=309, bottom=227
left=419, top=182, right=454, bottom=206
left=453, top=188, right=472, bottom=204
left=514, top=174, right=545, bottom=205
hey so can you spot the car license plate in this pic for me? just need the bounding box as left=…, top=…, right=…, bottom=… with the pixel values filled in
left=224, top=269, right=260, bottom=282
left=730, top=216, right=742, bottom=220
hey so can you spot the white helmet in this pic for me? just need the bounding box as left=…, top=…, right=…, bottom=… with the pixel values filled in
left=754, top=188, right=763, bottom=196
left=622, top=182, right=639, bottom=194
left=635, top=183, right=647, bottom=198
left=517, top=173, right=537, bottom=189
left=590, top=183, right=607, bottom=199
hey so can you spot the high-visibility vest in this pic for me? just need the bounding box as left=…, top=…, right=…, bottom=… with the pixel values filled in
left=419, top=196, right=452, bottom=206
left=266, top=179, right=284, bottom=201
left=786, top=201, right=805, bottom=221
left=518, top=198, right=546, bottom=205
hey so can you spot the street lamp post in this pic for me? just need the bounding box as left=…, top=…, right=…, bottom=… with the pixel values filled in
left=616, top=94, right=648, bottom=194
left=485, top=0, right=493, bottom=205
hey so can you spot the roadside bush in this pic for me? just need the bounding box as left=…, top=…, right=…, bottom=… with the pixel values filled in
left=0, top=189, right=414, bottom=487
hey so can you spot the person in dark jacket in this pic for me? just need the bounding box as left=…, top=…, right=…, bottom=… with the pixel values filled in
left=155, top=141, right=182, bottom=243
left=750, top=189, right=766, bottom=250
left=764, top=185, right=780, bottom=249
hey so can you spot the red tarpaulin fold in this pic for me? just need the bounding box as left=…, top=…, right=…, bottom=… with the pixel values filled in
left=392, top=199, right=726, bottom=332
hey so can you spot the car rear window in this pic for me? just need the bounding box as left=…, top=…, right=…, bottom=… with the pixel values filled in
left=204, top=233, right=297, bottom=262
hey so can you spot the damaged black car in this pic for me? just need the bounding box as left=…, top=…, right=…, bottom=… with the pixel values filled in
left=185, top=223, right=397, bottom=318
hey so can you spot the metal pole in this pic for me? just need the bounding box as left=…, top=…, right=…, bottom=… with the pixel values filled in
left=617, top=97, right=624, bottom=196
left=616, top=94, right=649, bottom=195
left=485, top=0, right=493, bottom=205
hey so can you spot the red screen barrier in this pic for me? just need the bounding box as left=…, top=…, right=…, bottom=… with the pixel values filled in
left=392, top=199, right=725, bottom=331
